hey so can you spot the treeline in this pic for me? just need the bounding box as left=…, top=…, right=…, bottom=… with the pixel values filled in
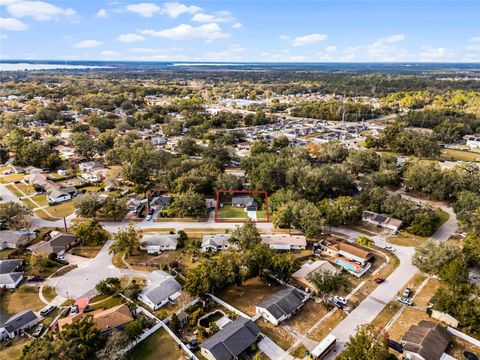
left=290, top=100, right=378, bottom=121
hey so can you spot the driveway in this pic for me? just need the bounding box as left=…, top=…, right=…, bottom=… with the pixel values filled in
left=259, top=336, right=293, bottom=360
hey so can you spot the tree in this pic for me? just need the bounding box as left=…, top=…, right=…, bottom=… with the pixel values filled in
left=412, top=240, right=461, bottom=274
left=215, top=173, right=243, bottom=191
left=109, top=225, right=140, bottom=256
left=121, top=141, right=166, bottom=185
left=169, top=190, right=207, bottom=217
left=177, top=230, right=188, bottom=248
left=439, top=257, right=469, bottom=285
left=230, top=223, right=261, bottom=250
left=73, top=219, right=110, bottom=246
left=71, top=133, right=97, bottom=159
left=357, top=236, right=374, bottom=247
left=73, top=193, right=104, bottom=218
left=0, top=147, right=9, bottom=164
left=123, top=280, right=141, bottom=300
left=407, top=211, right=439, bottom=237
left=0, top=201, right=32, bottom=229
left=308, top=270, right=351, bottom=304
left=95, top=277, right=121, bottom=296
left=463, top=232, right=480, bottom=266
left=95, top=331, right=129, bottom=360
left=124, top=318, right=144, bottom=340
left=170, top=313, right=181, bottom=333
left=100, top=196, right=127, bottom=221
left=22, top=335, right=56, bottom=360
left=338, top=324, right=389, bottom=360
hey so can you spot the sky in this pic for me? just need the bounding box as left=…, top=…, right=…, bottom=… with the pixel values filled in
left=0, top=0, right=479, bottom=62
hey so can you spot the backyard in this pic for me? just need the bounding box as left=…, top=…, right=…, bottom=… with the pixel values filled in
left=126, top=328, right=184, bottom=360
left=0, top=286, right=44, bottom=316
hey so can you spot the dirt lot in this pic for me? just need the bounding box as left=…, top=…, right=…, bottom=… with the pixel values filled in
left=219, top=276, right=281, bottom=317
left=257, top=318, right=296, bottom=350
left=283, top=300, right=329, bottom=334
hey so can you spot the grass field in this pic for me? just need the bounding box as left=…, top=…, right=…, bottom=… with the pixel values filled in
left=0, top=173, right=24, bottom=183
left=126, top=328, right=184, bottom=360
left=71, top=245, right=103, bottom=258
left=34, top=209, right=57, bottom=221
left=0, top=337, right=29, bottom=360
left=387, top=307, right=431, bottom=341
left=217, top=205, right=249, bottom=219
left=16, top=183, right=36, bottom=196
left=31, top=194, right=48, bottom=207
left=440, top=148, right=480, bottom=162
left=5, top=184, right=22, bottom=197
left=257, top=319, right=296, bottom=350
left=42, top=286, right=57, bottom=303
left=21, top=198, right=37, bottom=209
left=283, top=300, right=329, bottom=334
left=413, top=278, right=441, bottom=307
left=371, top=301, right=402, bottom=328
left=47, top=201, right=75, bottom=217
left=0, top=286, right=44, bottom=316
left=219, top=276, right=281, bottom=317
left=387, top=231, right=429, bottom=247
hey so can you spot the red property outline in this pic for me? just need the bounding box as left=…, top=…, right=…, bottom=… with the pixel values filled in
left=214, top=190, right=270, bottom=223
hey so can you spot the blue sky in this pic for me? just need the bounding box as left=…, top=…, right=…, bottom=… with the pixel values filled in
left=1, top=0, right=479, bottom=62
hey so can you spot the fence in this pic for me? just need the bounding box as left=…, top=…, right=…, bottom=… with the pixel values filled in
left=207, top=293, right=252, bottom=319
left=447, top=327, right=480, bottom=347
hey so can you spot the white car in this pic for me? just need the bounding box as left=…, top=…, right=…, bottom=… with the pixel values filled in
left=397, top=297, right=413, bottom=306
left=332, top=296, right=348, bottom=306
left=384, top=245, right=396, bottom=252
left=2, top=169, right=13, bottom=175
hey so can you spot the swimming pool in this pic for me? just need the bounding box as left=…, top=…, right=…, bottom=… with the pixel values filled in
left=335, top=259, right=357, bottom=272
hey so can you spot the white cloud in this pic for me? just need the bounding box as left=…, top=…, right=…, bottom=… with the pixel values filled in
left=2, top=0, right=75, bottom=21
left=139, top=23, right=229, bottom=42
left=126, top=2, right=160, bottom=17
left=0, top=17, right=28, bottom=31
left=325, top=45, right=336, bottom=52
left=191, top=11, right=233, bottom=23
left=97, top=9, right=108, bottom=18
left=0, top=34, right=8, bottom=39
left=72, top=39, right=103, bottom=48
left=232, top=22, right=242, bottom=29
left=469, top=36, right=480, bottom=43
left=129, top=47, right=162, bottom=54
left=101, top=50, right=121, bottom=57
left=367, top=34, right=409, bottom=60
left=419, top=46, right=453, bottom=61
left=282, top=33, right=328, bottom=46
left=162, top=2, right=200, bottom=18
left=117, top=33, right=145, bottom=42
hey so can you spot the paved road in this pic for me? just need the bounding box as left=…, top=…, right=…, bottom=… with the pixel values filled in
left=323, top=227, right=417, bottom=358
left=259, top=336, right=293, bottom=360
left=50, top=240, right=152, bottom=298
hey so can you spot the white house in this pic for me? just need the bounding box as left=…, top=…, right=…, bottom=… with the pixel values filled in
left=255, top=287, right=307, bottom=325
left=139, top=233, right=179, bottom=254
left=362, top=211, right=402, bottom=232
left=201, top=234, right=232, bottom=252
left=0, top=231, right=35, bottom=250
left=292, top=260, right=338, bottom=293
left=465, top=135, right=480, bottom=149
left=46, top=188, right=72, bottom=203
left=0, top=310, right=38, bottom=340
left=138, top=271, right=182, bottom=311
left=260, top=234, right=307, bottom=250
left=0, top=259, right=24, bottom=289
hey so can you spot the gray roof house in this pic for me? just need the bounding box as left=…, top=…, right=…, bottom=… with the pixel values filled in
left=201, top=317, right=260, bottom=360
left=0, top=231, right=35, bottom=250
left=401, top=320, right=452, bottom=360
left=232, top=196, right=257, bottom=208
left=30, top=232, right=78, bottom=256
left=0, top=259, right=24, bottom=289
left=201, top=234, right=232, bottom=252
left=0, top=310, right=38, bottom=340
left=139, top=271, right=182, bottom=311
left=139, top=233, right=179, bottom=254
left=256, top=287, right=307, bottom=325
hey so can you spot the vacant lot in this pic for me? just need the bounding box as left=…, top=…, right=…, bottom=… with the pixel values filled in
left=5, top=184, right=22, bottom=197
left=71, top=245, right=103, bottom=258
left=283, top=300, right=329, bottom=334
left=309, top=309, right=347, bottom=342
left=387, top=307, right=431, bottom=341
left=219, top=276, right=281, bottom=317
left=257, top=318, right=295, bottom=350
left=414, top=278, right=441, bottom=307
left=126, top=328, right=184, bottom=360
left=1, top=286, right=44, bottom=316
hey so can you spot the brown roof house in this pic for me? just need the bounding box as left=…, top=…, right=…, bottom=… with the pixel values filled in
left=401, top=320, right=452, bottom=360
left=320, top=240, right=373, bottom=277
left=292, top=260, right=338, bottom=293
left=30, top=231, right=79, bottom=256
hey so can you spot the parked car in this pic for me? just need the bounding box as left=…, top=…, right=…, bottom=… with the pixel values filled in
left=402, top=288, right=412, bottom=298
left=146, top=214, right=153, bottom=221
left=388, top=339, right=403, bottom=353
left=32, top=324, right=44, bottom=338
left=332, top=296, right=348, bottom=306
left=70, top=305, right=79, bottom=316
left=384, top=245, right=396, bottom=252
left=374, top=277, right=385, bottom=284
left=2, top=169, right=13, bottom=175
left=40, top=305, right=56, bottom=317
left=27, top=275, right=45, bottom=282
left=57, top=254, right=65, bottom=261
left=397, top=297, right=413, bottom=306
left=329, top=296, right=345, bottom=308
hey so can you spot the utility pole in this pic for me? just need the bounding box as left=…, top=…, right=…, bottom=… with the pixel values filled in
left=63, top=217, right=67, bottom=233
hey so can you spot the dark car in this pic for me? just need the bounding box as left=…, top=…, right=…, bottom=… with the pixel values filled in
left=27, top=275, right=45, bottom=282
left=374, top=277, right=385, bottom=284
left=388, top=339, right=403, bottom=353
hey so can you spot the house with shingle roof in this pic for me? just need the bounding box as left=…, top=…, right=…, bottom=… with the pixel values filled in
left=0, top=259, right=23, bottom=289
left=30, top=231, right=78, bottom=256
left=0, top=310, right=38, bottom=340
left=201, top=317, right=260, bottom=360
left=292, top=260, right=338, bottom=293
left=139, top=233, right=179, bottom=254
left=260, top=234, right=307, bottom=251
left=401, top=320, right=452, bottom=360
left=139, top=270, right=182, bottom=311
left=0, top=231, right=35, bottom=250
left=256, top=287, right=307, bottom=325
left=91, top=303, right=134, bottom=334
left=201, top=234, right=232, bottom=252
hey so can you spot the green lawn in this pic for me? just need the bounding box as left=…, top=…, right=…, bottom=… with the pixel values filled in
left=0, top=286, right=44, bottom=317
left=31, top=194, right=49, bottom=207
left=46, top=201, right=75, bottom=218
left=217, top=205, right=248, bottom=219
left=126, top=328, right=184, bottom=360
left=433, top=208, right=450, bottom=230
left=5, top=184, right=22, bottom=197
left=1, top=173, right=24, bottom=183
left=440, top=148, right=480, bottom=162
left=21, top=198, right=37, bottom=209
left=16, top=183, right=36, bottom=196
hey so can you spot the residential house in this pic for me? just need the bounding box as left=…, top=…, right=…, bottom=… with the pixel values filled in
left=0, top=230, right=35, bottom=250
left=401, top=320, right=452, bottom=360
left=150, top=195, right=171, bottom=210
left=57, top=304, right=133, bottom=333
left=138, top=271, right=182, bottom=311
left=201, top=317, right=260, bottom=360
left=201, top=234, right=232, bottom=252
left=465, top=135, right=480, bottom=149
left=232, top=196, right=257, bottom=209
left=30, top=231, right=78, bottom=256
left=78, top=161, right=104, bottom=173
left=0, top=259, right=23, bottom=289
left=320, top=241, right=373, bottom=277
left=0, top=310, right=38, bottom=340
left=139, top=233, right=179, bottom=254
left=126, top=196, right=147, bottom=213
left=292, top=260, right=338, bottom=293
left=256, top=287, right=307, bottom=325
left=46, top=187, right=72, bottom=203
left=362, top=211, right=403, bottom=232
left=260, top=234, right=307, bottom=251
